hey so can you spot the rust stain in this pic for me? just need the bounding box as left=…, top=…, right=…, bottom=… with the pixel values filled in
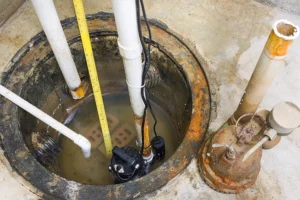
left=265, top=30, right=293, bottom=57
left=168, top=166, right=177, bottom=179
left=134, top=114, right=151, bottom=157
left=168, top=158, right=188, bottom=179
left=204, top=157, right=210, bottom=164
left=186, top=68, right=209, bottom=142
left=72, top=84, right=85, bottom=99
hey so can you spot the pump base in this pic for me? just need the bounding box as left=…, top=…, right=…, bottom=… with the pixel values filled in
left=198, top=138, right=259, bottom=193
left=198, top=125, right=262, bottom=194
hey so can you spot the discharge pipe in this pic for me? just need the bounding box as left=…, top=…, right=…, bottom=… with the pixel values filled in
left=31, top=0, right=84, bottom=99
left=112, top=0, right=153, bottom=161
left=231, top=20, right=299, bottom=124
left=0, top=85, right=91, bottom=158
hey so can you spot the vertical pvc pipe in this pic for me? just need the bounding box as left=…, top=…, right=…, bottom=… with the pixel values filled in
left=31, top=0, right=84, bottom=99
left=112, top=0, right=152, bottom=160
left=231, top=20, right=299, bottom=124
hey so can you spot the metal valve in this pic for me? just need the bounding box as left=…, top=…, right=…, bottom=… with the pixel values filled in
left=243, top=128, right=277, bottom=161
left=243, top=102, right=300, bottom=162
left=198, top=101, right=300, bottom=194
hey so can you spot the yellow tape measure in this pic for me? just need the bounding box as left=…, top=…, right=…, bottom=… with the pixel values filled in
left=73, top=0, right=112, bottom=156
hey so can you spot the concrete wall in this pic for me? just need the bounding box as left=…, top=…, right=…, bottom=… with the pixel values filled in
left=0, top=0, right=25, bottom=27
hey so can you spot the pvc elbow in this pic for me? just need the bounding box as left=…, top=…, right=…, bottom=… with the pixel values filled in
left=73, top=134, right=91, bottom=158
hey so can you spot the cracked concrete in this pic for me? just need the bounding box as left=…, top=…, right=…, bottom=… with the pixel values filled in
left=0, top=0, right=300, bottom=199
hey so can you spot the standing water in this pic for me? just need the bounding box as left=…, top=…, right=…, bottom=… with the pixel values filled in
left=58, top=91, right=179, bottom=185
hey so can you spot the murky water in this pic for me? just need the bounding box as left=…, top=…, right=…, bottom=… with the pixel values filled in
left=58, top=92, right=179, bottom=185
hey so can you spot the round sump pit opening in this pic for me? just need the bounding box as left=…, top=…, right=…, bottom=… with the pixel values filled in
left=0, top=13, right=210, bottom=200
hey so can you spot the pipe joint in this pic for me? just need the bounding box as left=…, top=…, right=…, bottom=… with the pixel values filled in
left=117, top=39, right=142, bottom=60
left=143, top=151, right=154, bottom=163
left=69, top=84, right=85, bottom=99
left=73, top=134, right=92, bottom=158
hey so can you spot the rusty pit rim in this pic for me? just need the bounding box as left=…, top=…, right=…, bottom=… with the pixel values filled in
left=0, top=13, right=210, bottom=200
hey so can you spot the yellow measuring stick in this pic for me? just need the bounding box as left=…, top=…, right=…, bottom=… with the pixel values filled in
left=73, top=0, right=112, bottom=156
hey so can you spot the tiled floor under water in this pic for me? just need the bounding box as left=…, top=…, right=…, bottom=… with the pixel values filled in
left=58, top=92, right=177, bottom=185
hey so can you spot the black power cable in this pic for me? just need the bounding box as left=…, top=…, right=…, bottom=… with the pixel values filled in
left=139, top=0, right=159, bottom=139
left=135, top=0, right=158, bottom=155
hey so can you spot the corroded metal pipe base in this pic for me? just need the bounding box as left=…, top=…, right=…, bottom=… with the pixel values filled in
left=198, top=121, right=265, bottom=193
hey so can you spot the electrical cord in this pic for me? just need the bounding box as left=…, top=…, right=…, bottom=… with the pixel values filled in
left=145, top=87, right=158, bottom=136
left=139, top=0, right=158, bottom=139
left=111, top=165, right=139, bottom=182
left=135, top=0, right=158, bottom=155
left=135, top=0, right=147, bottom=155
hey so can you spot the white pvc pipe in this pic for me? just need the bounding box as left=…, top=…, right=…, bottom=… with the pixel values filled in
left=112, top=0, right=145, bottom=146
left=0, top=85, right=91, bottom=158
left=31, top=0, right=83, bottom=99
left=232, top=19, right=299, bottom=123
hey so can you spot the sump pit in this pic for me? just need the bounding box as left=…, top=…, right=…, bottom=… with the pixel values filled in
left=0, top=13, right=210, bottom=200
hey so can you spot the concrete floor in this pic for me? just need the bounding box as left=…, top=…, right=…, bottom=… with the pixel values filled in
left=0, top=0, right=300, bottom=199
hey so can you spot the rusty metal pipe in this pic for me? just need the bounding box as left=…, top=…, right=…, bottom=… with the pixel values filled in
left=231, top=20, right=299, bottom=124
